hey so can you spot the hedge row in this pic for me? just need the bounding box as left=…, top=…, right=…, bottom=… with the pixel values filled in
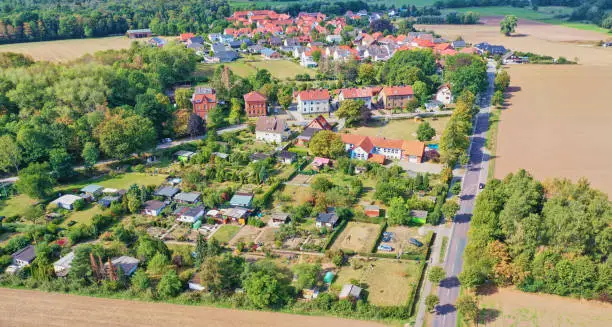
left=323, top=219, right=349, bottom=250
left=369, top=221, right=388, bottom=253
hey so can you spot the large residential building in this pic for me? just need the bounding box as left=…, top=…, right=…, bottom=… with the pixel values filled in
left=435, top=84, right=453, bottom=105
left=243, top=91, right=267, bottom=117
left=296, top=89, right=330, bottom=114
left=191, top=87, right=217, bottom=119
left=379, top=85, right=414, bottom=109
left=340, top=134, right=425, bottom=163
left=337, top=87, right=378, bottom=109
left=255, top=117, right=290, bottom=144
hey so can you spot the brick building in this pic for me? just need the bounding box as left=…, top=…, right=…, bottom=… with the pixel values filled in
left=191, top=87, right=217, bottom=119
left=243, top=91, right=267, bottom=117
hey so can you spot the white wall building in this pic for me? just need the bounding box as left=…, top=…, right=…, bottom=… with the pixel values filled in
left=296, top=89, right=330, bottom=114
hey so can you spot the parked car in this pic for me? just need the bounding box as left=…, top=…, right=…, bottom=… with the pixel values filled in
left=479, top=183, right=485, bottom=189
left=66, top=220, right=77, bottom=227
left=409, top=238, right=423, bottom=247
left=378, top=245, right=394, bottom=252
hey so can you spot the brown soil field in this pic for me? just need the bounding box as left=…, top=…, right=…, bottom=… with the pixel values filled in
left=0, top=288, right=385, bottom=327
left=332, top=222, right=381, bottom=252
left=476, top=287, right=612, bottom=327
left=419, top=19, right=612, bottom=195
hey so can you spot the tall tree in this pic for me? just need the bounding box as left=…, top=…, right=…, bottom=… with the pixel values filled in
left=16, top=162, right=56, bottom=199
left=96, top=112, right=157, bottom=159
left=500, top=15, right=518, bottom=36
left=81, top=142, right=99, bottom=172
left=308, top=130, right=345, bottom=159
left=0, top=134, right=21, bottom=173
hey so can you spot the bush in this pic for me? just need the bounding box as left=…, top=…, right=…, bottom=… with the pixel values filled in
left=133, top=164, right=145, bottom=173
left=72, top=199, right=85, bottom=211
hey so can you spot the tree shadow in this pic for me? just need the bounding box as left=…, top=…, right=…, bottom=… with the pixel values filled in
left=435, top=303, right=457, bottom=315
left=506, top=86, right=521, bottom=93
left=476, top=283, right=499, bottom=296
left=439, top=276, right=460, bottom=288
left=479, top=308, right=502, bottom=324
left=509, top=33, right=528, bottom=37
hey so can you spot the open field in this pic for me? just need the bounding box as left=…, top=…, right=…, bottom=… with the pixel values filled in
left=472, top=287, right=612, bottom=327
left=229, top=225, right=262, bottom=246
left=0, top=36, right=136, bottom=62
left=421, top=19, right=612, bottom=195
left=196, top=58, right=314, bottom=80
left=229, top=0, right=436, bottom=9
left=212, top=225, right=241, bottom=244
left=331, top=222, right=381, bottom=253
left=334, top=259, right=420, bottom=306
left=0, top=288, right=384, bottom=327
left=346, top=117, right=449, bottom=142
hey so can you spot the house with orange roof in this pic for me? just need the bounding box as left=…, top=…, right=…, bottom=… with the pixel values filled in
left=340, top=134, right=425, bottom=163
left=191, top=87, right=217, bottom=119
left=337, top=87, right=376, bottom=109
left=244, top=91, right=267, bottom=117
left=379, top=85, right=414, bottom=109
left=413, top=38, right=435, bottom=48
left=296, top=89, right=330, bottom=114
left=180, top=33, right=195, bottom=42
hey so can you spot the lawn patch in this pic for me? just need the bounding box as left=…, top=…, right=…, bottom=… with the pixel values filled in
left=331, top=222, right=381, bottom=253
left=347, top=117, right=450, bottom=142
left=211, top=225, right=241, bottom=244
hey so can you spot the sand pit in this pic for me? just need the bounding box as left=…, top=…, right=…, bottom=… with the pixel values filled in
left=0, top=288, right=384, bottom=327
left=420, top=19, right=612, bottom=195
left=478, top=287, right=612, bottom=327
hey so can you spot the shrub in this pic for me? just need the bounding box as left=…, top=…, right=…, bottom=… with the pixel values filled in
left=72, top=199, right=85, bottom=211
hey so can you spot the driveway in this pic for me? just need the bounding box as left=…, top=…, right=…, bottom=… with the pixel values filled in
left=391, top=161, right=444, bottom=174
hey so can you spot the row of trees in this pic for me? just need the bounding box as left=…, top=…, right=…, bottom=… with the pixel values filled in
left=460, top=170, right=611, bottom=300
left=439, top=91, right=477, bottom=166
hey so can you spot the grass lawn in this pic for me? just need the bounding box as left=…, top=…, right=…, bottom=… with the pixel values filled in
left=486, top=107, right=501, bottom=180
left=334, top=259, right=421, bottom=306
left=62, top=204, right=106, bottom=227
left=442, top=6, right=611, bottom=34
left=0, top=194, right=38, bottom=218
left=346, top=117, right=450, bottom=143
left=274, top=184, right=313, bottom=207
left=439, top=236, right=449, bottom=264
left=211, top=225, right=241, bottom=244
left=195, top=58, right=313, bottom=80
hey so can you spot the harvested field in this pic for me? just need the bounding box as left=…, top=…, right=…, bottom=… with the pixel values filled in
left=475, top=287, right=612, bottom=327
left=331, top=222, right=381, bottom=253
left=420, top=19, right=612, bottom=195
left=334, top=259, right=421, bottom=306
left=0, top=36, right=136, bottom=62
left=0, top=288, right=384, bottom=327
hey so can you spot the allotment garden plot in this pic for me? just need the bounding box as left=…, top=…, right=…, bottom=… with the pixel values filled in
left=377, top=226, right=426, bottom=255
left=331, top=222, right=382, bottom=253
left=334, top=258, right=422, bottom=306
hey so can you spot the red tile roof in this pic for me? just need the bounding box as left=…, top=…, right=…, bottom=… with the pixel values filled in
left=308, top=115, right=332, bottom=130
left=414, top=38, right=435, bottom=48
left=244, top=91, right=267, bottom=102
left=339, top=87, right=374, bottom=99
left=382, top=85, right=414, bottom=97
left=180, top=33, right=195, bottom=41
left=368, top=154, right=385, bottom=164
left=297, top=89, right=330, bottom=101
left=340, top=134, right=425, bottom=157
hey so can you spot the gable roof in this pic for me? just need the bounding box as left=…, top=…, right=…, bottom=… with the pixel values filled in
left=255, top=117, right=287, bottom=134
left=244, top=91, right=267, bottom=102
left=339, top=87, right=374, bottom=99
left=174, top=192, right=201, bottom=203
left=340, top=134, right=425, bottom=157
left=155, top=186, right=180, bottom=198
left=297, top=89, right=330, bottom=101
left=316, top=212, right=339, bottom=224
left=307, top=115, right=332, bottom=130
left=381, top=85, right=414, bottom=97
left=192, top=87, right=217, bottom=104
left=81, top=184, right=103, bottom=194
left=144, top=200, right=165, bottom=211
left=12, top=245, right=36, bottom=263
left=230, top=193, right=254, bottom=207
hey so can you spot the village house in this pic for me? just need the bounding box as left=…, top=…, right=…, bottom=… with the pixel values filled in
left=363, top=205, right=381, bottom=218
left=175, top=206, right=205, bottom=223
left=11, top=245, right=36, bottom=268
left=379, top=85, right=414, bottom=109
left=339, top=284, right=362, bottom=301
left=149, top=37, right=166, bottom=48
left=316, top=212, right=339, bottom=228
left=126, top=29, right=152, bottom=39
left=191, top=87, right=217, bottom=119
left=277, top=150, right=297, bottom=164
left=243, top=91, right=268, bottom=117
left=340, top=134, right=426, bottom=163
left=269, top=213, right=290, bottom=227
left=255, top=117, right=290, bottom=144
left=80, top=184, right=103, bottom=200
left=53, top=251, right=75, bottom=277
left=174, top=192, right=201, bottom=204
left=143, top=200, right=166, bottom=216
left=435, top=84, right=453, bottom=105
left=230, top=192, right=254, bottom=208
left=325, top=34, right=342, bottom=44
left=105, top=256, right=140, bottom=276
left=249, top=152, right=271, bottom=162
left=337, top=87, right=375, bottom=109
left=261, top=48, right=281, bottom=59
left=221, top=207, right=249, bottom=225
left=51, top=194, right=82, bottom=210
left=296, top=89, right=330, bottom=114
left=296, top=115, right=332, bottom=146
left=154, top=186, right=180, bottom=199
left=312, top=157, right=332, bottom=170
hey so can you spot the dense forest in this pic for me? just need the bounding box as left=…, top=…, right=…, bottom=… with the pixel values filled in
left=0, top=46, right=199, bottom=176
left=460, top=170, right=611, bottom=300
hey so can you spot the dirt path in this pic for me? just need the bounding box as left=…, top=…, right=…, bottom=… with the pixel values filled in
left=478, top=287, right=612, bottom=327
left=0, top=288, right=385, bottom=327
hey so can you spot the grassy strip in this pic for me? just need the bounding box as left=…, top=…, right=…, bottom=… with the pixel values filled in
left=486, top=107, right=501, bottom=180
left=323, top=219, right=349, bottom=250
left=370, top=221, right=388, bottom=253
left=439, top=236, right=449, bottom=264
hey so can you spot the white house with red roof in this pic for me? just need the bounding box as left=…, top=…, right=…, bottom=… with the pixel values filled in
left=340, top=134, right=425, bottom=163
left=296, top=89, right=330, bottom=114
left=337, top=87, right=376, bottom=109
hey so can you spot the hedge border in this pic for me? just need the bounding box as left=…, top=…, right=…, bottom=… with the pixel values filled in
left=323, top=219, right=348, bottom=250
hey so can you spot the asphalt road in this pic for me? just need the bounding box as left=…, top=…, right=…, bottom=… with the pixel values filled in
left=432, top=60, right=495, bottom=327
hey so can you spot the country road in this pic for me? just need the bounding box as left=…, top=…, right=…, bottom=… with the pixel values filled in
left=431, top=59, right=495, bottom=327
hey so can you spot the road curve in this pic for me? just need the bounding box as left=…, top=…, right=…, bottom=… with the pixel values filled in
left=432, top=60, right=495, bottom=327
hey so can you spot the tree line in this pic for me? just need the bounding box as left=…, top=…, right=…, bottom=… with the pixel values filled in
left=460, top=170, right=611, bottom=300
